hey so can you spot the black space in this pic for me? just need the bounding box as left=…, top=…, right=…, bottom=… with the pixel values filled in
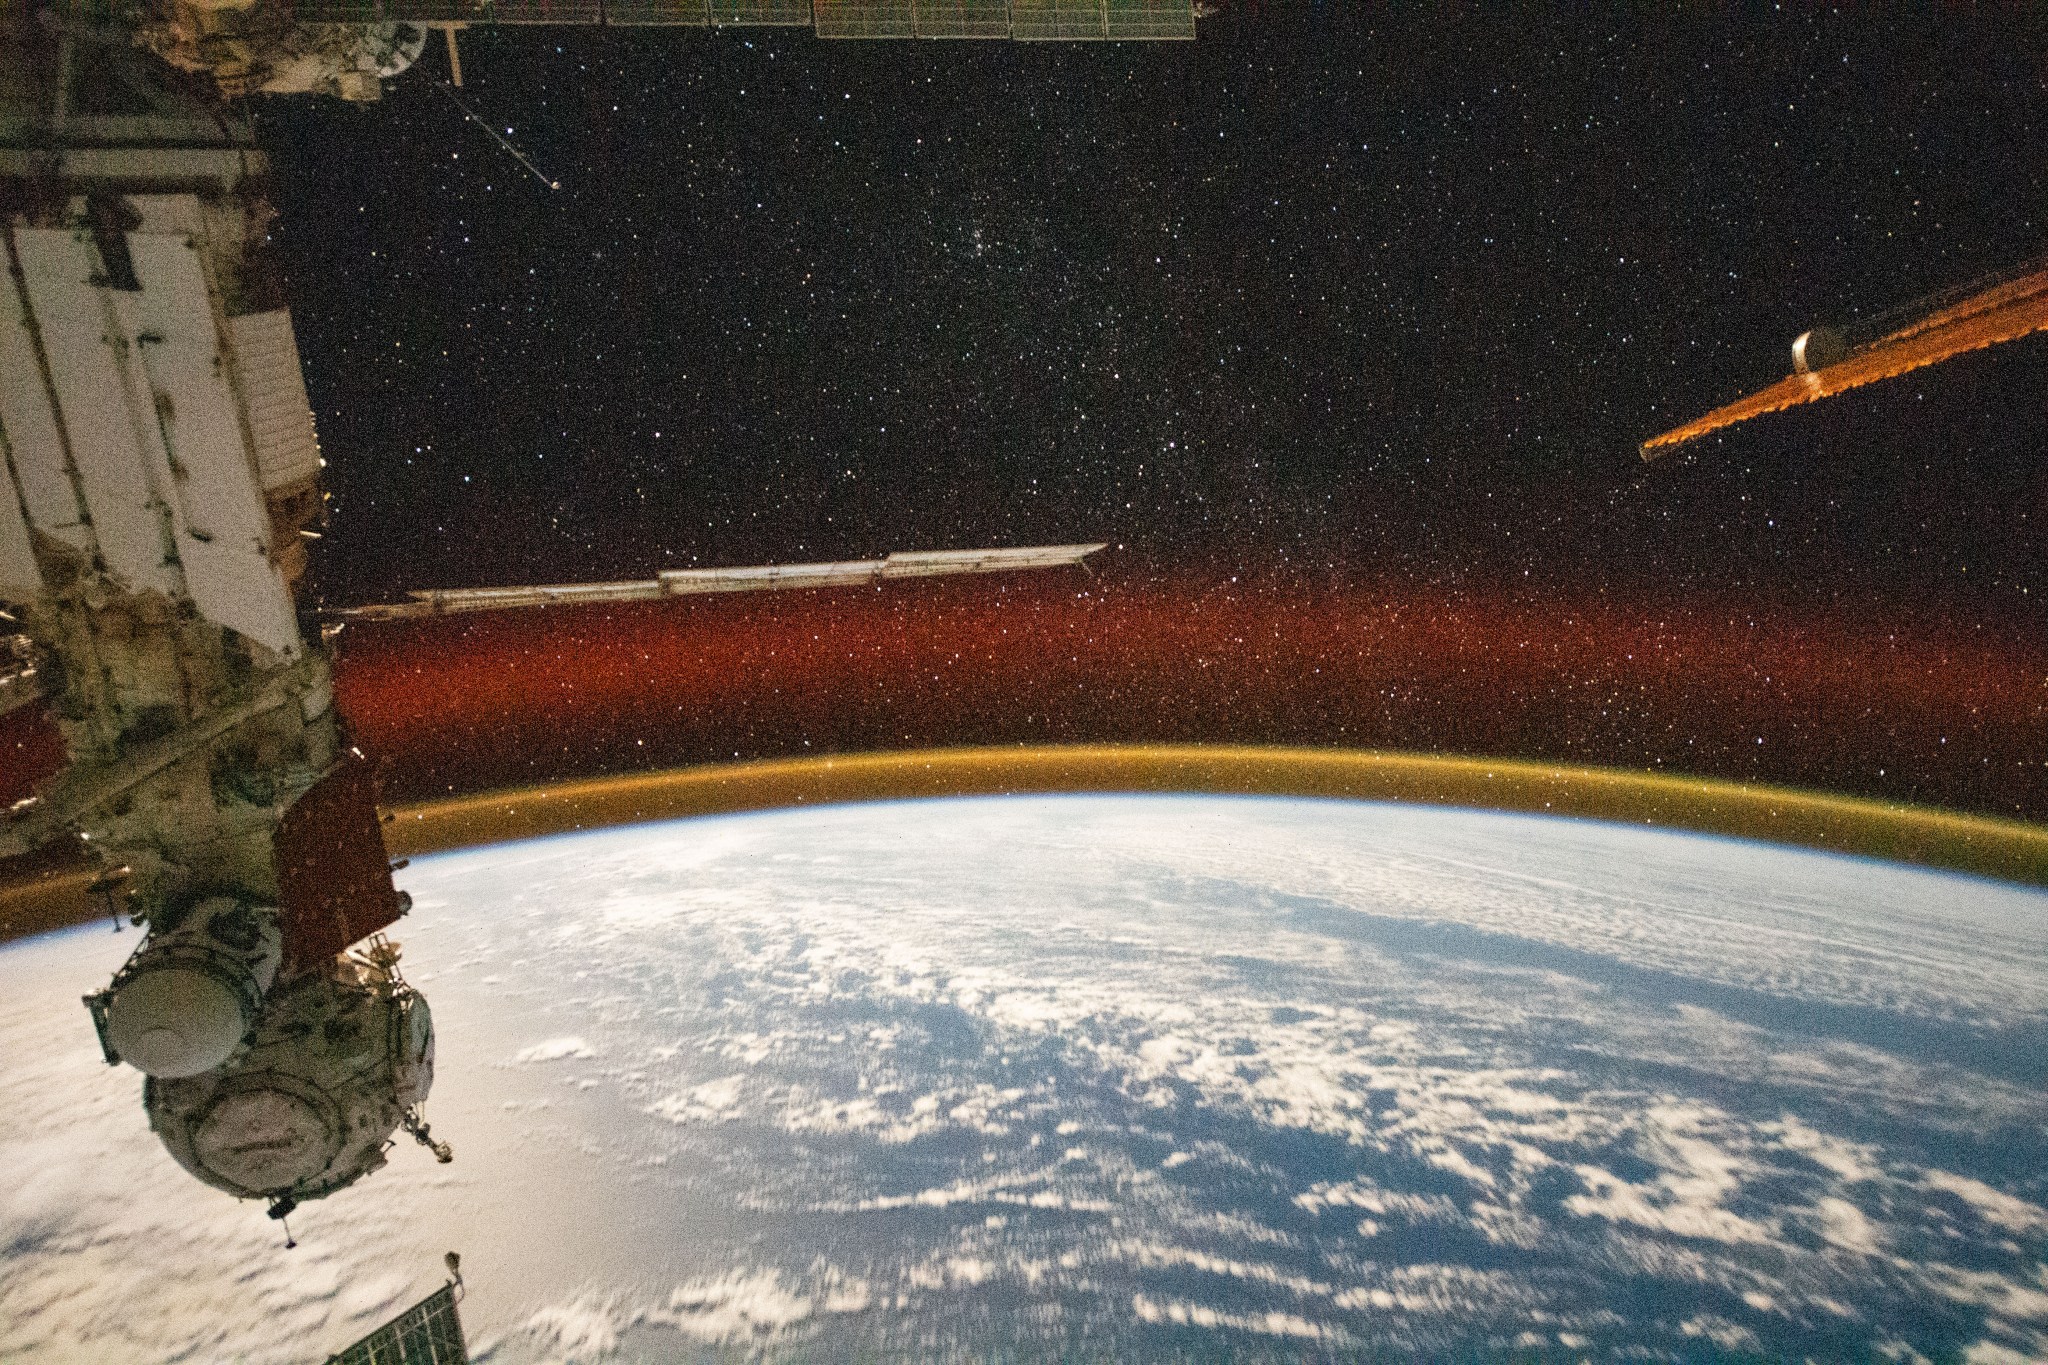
left=257, top=9, right=2048, bottom=624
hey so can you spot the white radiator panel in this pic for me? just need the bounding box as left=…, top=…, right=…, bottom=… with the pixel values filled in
left=125, top=234, right=299, bottom=655
left=13, top=228, right=181, bottom=597
left=10, top=226, right=301, bottom=655
left=0, top=242, right=95, bottom=563
left=0, top=460, right=39, bottom=600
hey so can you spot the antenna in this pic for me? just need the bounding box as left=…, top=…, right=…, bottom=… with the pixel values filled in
left=268, top=1194, right=299, bottom=1248
left=404, top=1109, right=454, bottom=1164
left=433, top=81, right=561, bottom=192
left=267, top=1192, right=299, bottom=1248
left=87, top=868, right=128, bottom=932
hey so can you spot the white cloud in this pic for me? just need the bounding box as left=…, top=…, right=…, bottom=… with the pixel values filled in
left=652, top=1268, right=813, bottom=1343
left=1813, top=1196, right=1885, bottom=1256
left=1963, top=1344, right=2040, bottom=1365
left=1131, top=1293, right=1347, bottom=1343
left=521, top=1291, right=631, bottom=1362
left=1680, top=1314, right=1761, bottom=1351
left=1922, top=1171, right=2048, bottom=1237
left=646, top=1074, right=745, bottom=1125
left=1120, top=1242, right=1332, bottom=1298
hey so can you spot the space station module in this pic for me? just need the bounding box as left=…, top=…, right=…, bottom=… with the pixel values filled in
left=0, top=12, right=448, bottom=1220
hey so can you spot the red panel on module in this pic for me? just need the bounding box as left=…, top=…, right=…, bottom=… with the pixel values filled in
left=274, top=755, right=403, bottom=976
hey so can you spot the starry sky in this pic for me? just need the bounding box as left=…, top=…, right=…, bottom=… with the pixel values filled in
left=234, top=8, right=2048, bottom=817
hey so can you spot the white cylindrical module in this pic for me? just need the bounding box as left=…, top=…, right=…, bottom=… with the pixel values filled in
left=97, top=898, right=282, bottom=1078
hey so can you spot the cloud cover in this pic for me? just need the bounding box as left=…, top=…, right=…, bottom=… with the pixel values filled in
left=5, top=796, right=2046, bottom=1361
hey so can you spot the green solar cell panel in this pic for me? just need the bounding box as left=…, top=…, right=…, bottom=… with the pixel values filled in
left=1010, top=0, right=1105, bottom=40
left=277, top=0, right=383, bottom=21
left=707, top=0, right=812, bottom=23
left=469, top=0, right=603, bottom=20
left=921, top=0, right=1009, bottom=36
left=605, top=0, right=712, bottom=22
left=815, top=0, right=914, bottom=37
left=1103, top=0, right=1191, bottom=39
left=260, top=0, right=1186, bottom=34
left=910, top=0, right=1011, bottom=37
left=325, top=1284, right=467, bottom=1365
left=289, top=0, right=602, bottom=20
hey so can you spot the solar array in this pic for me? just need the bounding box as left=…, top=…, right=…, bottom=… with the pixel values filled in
left=333, top=543, right=1108, bottom=619
left=324, top=1283, right=468, bottom=1365
left=275, top=0, right=1194, bottom=37
left=1639, top=261, right=2048, bottom=459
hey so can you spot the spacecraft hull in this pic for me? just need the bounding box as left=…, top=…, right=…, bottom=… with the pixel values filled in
left=2, top=19, right=440, bottom=1218
left=145, top=948, right=438, bottom=1206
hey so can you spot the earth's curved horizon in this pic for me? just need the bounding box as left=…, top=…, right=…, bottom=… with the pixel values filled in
left=386, top=744, right=2048, bottom=886
left=5, top=745, right=2046, bottom=946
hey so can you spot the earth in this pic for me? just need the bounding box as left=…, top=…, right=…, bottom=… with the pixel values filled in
left=3, top=794, right=2046, bottom=1363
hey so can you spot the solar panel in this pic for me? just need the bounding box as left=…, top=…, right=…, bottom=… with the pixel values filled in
left=266, top=0, right=1192, bottom=35
left=707, top=0, right=813, bottom=24
left=813, top=0, right=1011, bottom=37
left=1011, top=0, right=1106, bottom=40
left=1104, top=0, right=1192, bottom=39
left=325, top=1283, right=467, bottom=1365
left=661, top=561, right=875, bottom=591
left=273, top=0, right=373, bottom=19
left=279, top=0, right=602, bottom=22
left=482, top=0, right=604, bottom=18
left=879, top=544, right=1107, bottom=575
left=332, top=544, right=1106, bottom=619
left=605, top=0, right=712, bottom=22
left=814, top=0, right=914, bottom=37
left=911, top=0, right=1012, bottom=37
